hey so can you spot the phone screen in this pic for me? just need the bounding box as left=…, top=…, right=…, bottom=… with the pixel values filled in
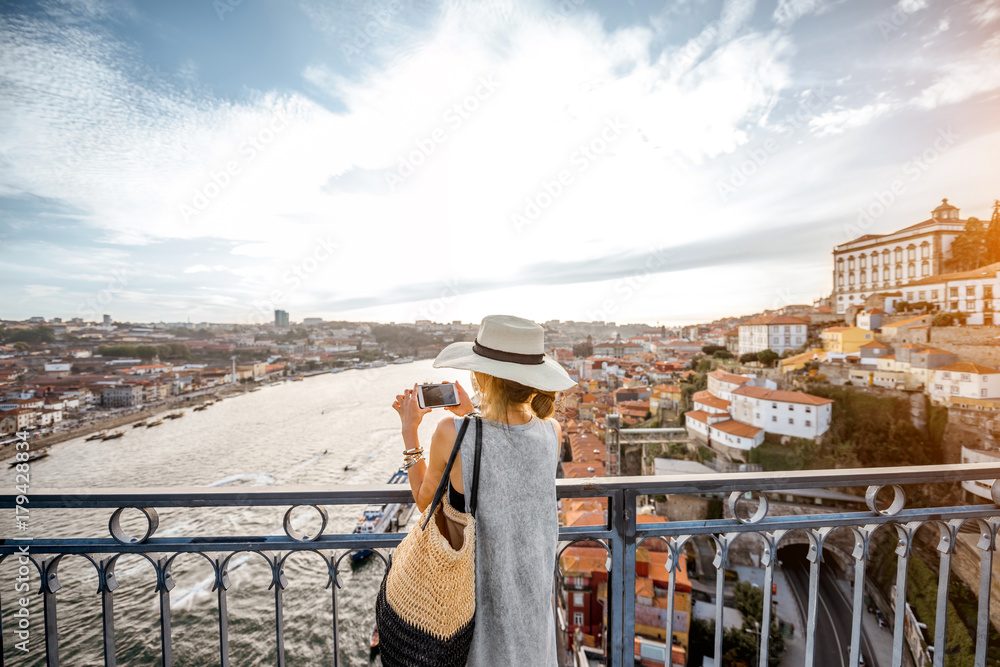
left=419, top=383, right=459, bottom=408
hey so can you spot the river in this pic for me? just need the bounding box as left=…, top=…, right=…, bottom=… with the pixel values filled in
left=0, top=359, right=464, bottom=666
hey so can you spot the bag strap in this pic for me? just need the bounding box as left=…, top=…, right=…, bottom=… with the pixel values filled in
left=469, top=416, right=483, bottom=518
left=420, top=416, right=471, bottom=531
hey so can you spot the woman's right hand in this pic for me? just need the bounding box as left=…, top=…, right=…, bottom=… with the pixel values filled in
left=392, top=384, right=430, bottom=433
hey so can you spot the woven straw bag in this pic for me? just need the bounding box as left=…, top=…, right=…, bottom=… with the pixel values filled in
left=376, top=415, right=483, bottom=666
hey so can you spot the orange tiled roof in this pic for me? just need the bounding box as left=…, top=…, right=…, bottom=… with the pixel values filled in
left=707, top=369, right=751, bottom=385
left=740, top=314, right=810, bottom=326
left=711, top=419, right=764, bottom=438
left=692, top=390, right=731, bottom=411
left=732, top=385, right=834, bottom=406
left=936, top=362, right=1000, bottom=375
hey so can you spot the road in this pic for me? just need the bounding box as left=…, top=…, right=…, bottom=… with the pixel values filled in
left=782, top=545, right=878, bottom=667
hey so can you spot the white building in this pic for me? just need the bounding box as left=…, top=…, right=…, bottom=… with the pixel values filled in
left=102, top=384, right=144, bottom=408
left=686, top=372, right=832, bottom=458
left=730, top=385, right=834, bottom=440
left=737, top=315, right=809, bottom=356
left=929, top=362, right=1000, bottom=404
left=832, top=199, right=968, bottom=314
left=898, top=262, right=999, bottom=326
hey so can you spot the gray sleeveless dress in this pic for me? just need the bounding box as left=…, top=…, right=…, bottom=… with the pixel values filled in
left=449, top=414, right=560, bottom=666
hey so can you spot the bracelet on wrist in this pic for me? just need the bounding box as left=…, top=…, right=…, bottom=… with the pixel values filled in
left=403, top=447, right=423, bottom=456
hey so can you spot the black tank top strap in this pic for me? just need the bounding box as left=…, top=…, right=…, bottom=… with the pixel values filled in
left=447, top=476, right=466, bottom=512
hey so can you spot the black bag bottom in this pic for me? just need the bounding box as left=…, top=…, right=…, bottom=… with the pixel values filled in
left=375, top=564, right=476, bottom=667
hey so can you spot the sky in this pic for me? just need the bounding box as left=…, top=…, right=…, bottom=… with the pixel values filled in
left=1, top=0, right=998, bottom=327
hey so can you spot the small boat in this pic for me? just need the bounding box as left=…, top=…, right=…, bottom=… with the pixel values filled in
left=166, top=411, right=184, bottom=420
left=392, top=356, right=414, bottom=364
left=292, top=376, right=304, bottom=382
left=146, top=419, right=164, bottom=428
left=350, top=470, right=414, bottom=563
left=101, top=431, right=125, bottom=440
left=9, top=449, right=48, bottom=466
left=85, top=431, right=106, bottom=441
left=249, top=387, right=261, bottom=393
left=132, top=421, right=147, bottom=428
left=193, top=404, right=209, bottom=412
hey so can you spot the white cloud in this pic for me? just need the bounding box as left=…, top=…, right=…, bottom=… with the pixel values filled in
left=911, top=34, right=1000, bottom=109
left=894, top=0, right=928, bottom=14
left=773, top=0, right=827, bottom=27
left=808, top=101, right=897, bottom=136
left=969, top=0, right=1000, bottom=26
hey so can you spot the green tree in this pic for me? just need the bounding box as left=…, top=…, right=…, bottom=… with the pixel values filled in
left=946, top=217, right=988, bottom=272
left=739, top=352, right=759, bottom=364
left=702, top=344, right=725, bottom=355
left=985, top=201, right=1000, bottom=265
left=757, top=349, right=779, bottom=367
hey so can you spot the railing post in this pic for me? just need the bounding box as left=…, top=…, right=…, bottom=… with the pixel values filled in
left=803, top=529, right=828, bottom=667
left=329, top=554, right=340, bottom=667
left=849, top=526, right=874, bottom=667
left=931, top=521, right=958, bottom=667
left=272, top=554, right=287, bottom=667
left=759, top=532, right=781, bottom=667
left=214, top=556, right=230, bottom=667
left=99, top=557, right=119, bottom=667
left=890, top=523, right=918, bottom=667
left=712, top=534, right=735, bottom=667
left=973, top=519, right=998, bottom=667
left=606, top=489, right=625, bottom=666
left=156, top=558, right=174, bottom=667
left=622, top=489, right=637, bottom=666
left=42, top=556, right=62, bottom=667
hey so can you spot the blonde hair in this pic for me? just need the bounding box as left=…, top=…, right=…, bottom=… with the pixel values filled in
left=472, top=371, right=556, bottom=422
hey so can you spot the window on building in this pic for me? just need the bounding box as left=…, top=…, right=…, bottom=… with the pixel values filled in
left=950, top=287, right=959, bottom=298
left=860, top=256, right=866, bottom=268
left=872, top=253, right=878, bottom=266
left=921, top=242, right=929, bottom=258
left=921, top=262, right=929, bottom=276
left=961, top=374, right=970, bottom=382
left=849, top=272, right=855, bottom=284
left=908, top=246, right=916, bottom=261
left=908, top=263, right=916, bottom=278
left=883, top=267, right=890, bottom=281
left=788, top=418, right=794, bottom=424
left=805, top=420, right=811, bottom=427
left=931, top=290, right=939, bottom=300
left=573, top=592, right=584, bottom=607
left=895, top=247, right=903, bottom=262
left=934, top=384, right=943, bottom=391
left=860, top=270, right=867, bottom=283
left=985, top=286, right=994, bottom=299
left=984, top=389, right=989, bottom=397
left=918, top=291, right=925, bottom=300
left=788, top=405, right=793, bottom=411
left=772, top=403, right=777, bottom=408
left=849, top=256, right=855, bottom=269
left=895, top=266, right=902, bottom=280
left=805, top=407, right=812, bottom=413
left=942, top=372, right=950, bottom=379
left=966, top=301, right=975, bottom=311
left=951, top=386, right=959, bottom=394
left=951, top=301, right=959, bottom=310
left=772, top=416, right=777, bottom=422
left=573, top=612, right=584, bottom=626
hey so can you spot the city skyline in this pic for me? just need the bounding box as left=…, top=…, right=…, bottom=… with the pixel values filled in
left=2, top=0, right=999, bottom=325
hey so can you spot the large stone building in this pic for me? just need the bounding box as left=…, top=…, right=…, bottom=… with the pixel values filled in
left=897, top=262, right=999, bottom=326
left=832, top=199, right=968, bottom=314
left=737, top=315, right=809, bottom=356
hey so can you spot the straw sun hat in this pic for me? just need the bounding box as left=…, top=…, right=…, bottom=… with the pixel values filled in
left=432, top=314, right=576, bottom=392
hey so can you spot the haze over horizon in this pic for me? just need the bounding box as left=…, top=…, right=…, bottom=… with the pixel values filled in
left=2, top=0, right=998, bottom=326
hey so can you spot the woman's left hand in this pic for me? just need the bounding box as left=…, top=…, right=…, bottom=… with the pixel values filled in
left=392, top=384, right=430, bottom=433
left=443, top=380, right=475, bottom=417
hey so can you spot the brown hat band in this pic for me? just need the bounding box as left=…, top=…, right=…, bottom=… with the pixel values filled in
left=472, top=339, right=545, bottom=365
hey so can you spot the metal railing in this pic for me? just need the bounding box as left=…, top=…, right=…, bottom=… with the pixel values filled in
left=1, top=463, right=999, bottom=666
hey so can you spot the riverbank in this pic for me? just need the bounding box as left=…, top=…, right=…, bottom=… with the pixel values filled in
left=0, top=384, right=255, bottom=462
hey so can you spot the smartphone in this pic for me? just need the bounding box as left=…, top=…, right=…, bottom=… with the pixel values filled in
left=417, top=383, right=460, bottom=409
